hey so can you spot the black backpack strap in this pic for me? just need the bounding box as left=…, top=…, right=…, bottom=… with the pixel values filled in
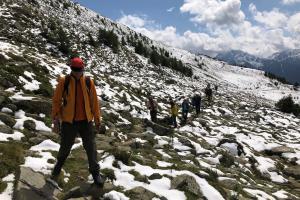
left=63, top=75, right=71, bottom=106
left=85, top=76, right=91, bottom=94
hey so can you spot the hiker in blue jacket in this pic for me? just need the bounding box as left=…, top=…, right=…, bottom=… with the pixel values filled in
left=181, top=97, right=190, bottom=124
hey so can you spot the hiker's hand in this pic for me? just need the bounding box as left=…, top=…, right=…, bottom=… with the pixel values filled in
left=95, top=123, right=106, bottom=135
left=52, top=118, right=60, bottom=134
left=95, top=124, right=101, bottom=134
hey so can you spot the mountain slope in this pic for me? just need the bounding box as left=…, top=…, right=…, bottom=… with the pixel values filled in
left=216, top=50, right=300, bottom=84
left=0, top=0, right=299, bottom=200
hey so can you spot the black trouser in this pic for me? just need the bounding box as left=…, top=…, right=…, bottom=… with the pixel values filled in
left=182, top=111, right=188, bottom=123
left=150, top=110, right=157, bottom=122
left=171, top=115, right=177, bottom=128
left=195, top=104, right=201, bottom=115
left=52, top=120, right=99, bottom=176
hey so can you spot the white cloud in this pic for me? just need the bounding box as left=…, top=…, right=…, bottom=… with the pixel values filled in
left=180, top=0, right=245, bottom=27
left=117, top=1, right=300, bottom=58
left=249, top=3, right=288, bottom=29
left=288, top=13, right=300, bottom=35
left=117, top=14, right=146, bottom=28
left=167, top=7, right=175, bottom=12
left=282, top=0, right=300, bottom=5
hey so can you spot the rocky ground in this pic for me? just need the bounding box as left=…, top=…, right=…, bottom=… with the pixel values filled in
left=0, top=0, right=299, bottom=200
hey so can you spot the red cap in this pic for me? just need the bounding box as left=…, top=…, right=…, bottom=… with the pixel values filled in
left=70, top=57, right=84, bottom=69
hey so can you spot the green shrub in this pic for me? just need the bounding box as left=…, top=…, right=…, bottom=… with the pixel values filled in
left=276, top=95, right=300, bottom=116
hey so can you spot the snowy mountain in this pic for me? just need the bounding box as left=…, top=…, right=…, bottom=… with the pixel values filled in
left=216, top=50, right=300, bottom=84
left=0, top=0, right=300, bottom=200
left=216, top=50, right=266, bottom=69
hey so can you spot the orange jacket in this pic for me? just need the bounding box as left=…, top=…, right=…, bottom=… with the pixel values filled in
left=52, top=75, right=101, bottom=125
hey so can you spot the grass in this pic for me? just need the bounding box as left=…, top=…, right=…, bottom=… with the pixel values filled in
left=101, top=168, right=116, bottom=182
left=0, top=142, right=24, bottom=179
left=61, top=147, right=91, bottom=191
left=0, top=181, right=7, bottom=194
left=128, top=170, right=149, bottom=183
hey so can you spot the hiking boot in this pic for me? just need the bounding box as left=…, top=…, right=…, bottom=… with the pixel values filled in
left=92, top=172, right=105, bottom=187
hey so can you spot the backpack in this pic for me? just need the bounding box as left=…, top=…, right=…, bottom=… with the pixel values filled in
left=63, top=74, right=92, bottom=106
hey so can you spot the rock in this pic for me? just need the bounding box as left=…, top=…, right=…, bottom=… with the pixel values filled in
left=29, top=137, right=44, bottom=145
left=127, top=186, right=157, bottom=200
left=217, top=139, right=245, bottom=156
left=149, top=173, right=163, bottom=180
left=218, top=178, right=238, bottom=190
left=15, top=166, right=62, bottom=200
left=171, top=175, right=203, bottom=198
left=144, top=119, right=173, bottom=136
left=6, top=103, right=18, bottom=112
left=95, top=141, right=113, bottom=151
left=0, top=124, right=13, bottom=134
left=266, top=146, right=295, bottom=156
left=63, top=182, right=113, bottom=200
left=13, top=98, right=52, bottom=115
left=178, top=138, right=194, bottom=149
left=24, top=120, right=36, bottom=131
left=0, top=95, right=6, bottom=105
left=284, top=166, right=300, bottom=179
left=0, top=112, right=16, bottom=127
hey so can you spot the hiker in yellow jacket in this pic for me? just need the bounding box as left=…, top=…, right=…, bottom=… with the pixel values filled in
left=51, top=57, right=104, bottom=187
left=170, top=100, right=178, bottom=128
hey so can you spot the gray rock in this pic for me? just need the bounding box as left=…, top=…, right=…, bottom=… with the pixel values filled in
left=127, top=186, right=157, bottom=200
left=64, top=182, right=112, bottom=200
left=24, top=120, right=36, bottom=131
left=0, top=124, right=13, bottom=134
left=218, top=178, right=238, bottom=190
left=171, top=175, right=204, bottom=198
left=149, top=173, right=163, bottom=180
left=178, top=138, right=194, bottom=149
left=15, top=167, right=61, bottom=200
left=0, top=95, right=6, bottom=105
left=144, top=119, right=173, bottom=136
left=284, top=166, right=300, bottom=179
left=266, top=146, right=295, bottom=156
left=0, top=112, right=16, bottom=127
left=6, top=103, right=18, bottom=112
left=14, top=99, right=52, bottom=115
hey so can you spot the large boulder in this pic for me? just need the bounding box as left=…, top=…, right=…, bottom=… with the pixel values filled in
left=0, top=124, right=13, bottom=134
left=126, top=186, right=157, bottom=200
left=217, top=139, right=245, bottom=156
left=0, top=113, right=16, bottom=127
left=284, top=166, right=300, bottom=179
left=13, top=98, right=51, bottom=115
left=171, top=175, right=204, bottom=198
left=266, top=146, right=295, bottom=156
left=144, top=119, right=173, bottom=136
left=15, top=167, right=62, bottom=200
left=24, top=120, right=36, bottom=131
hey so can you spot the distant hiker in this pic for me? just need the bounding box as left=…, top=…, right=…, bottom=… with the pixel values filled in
left=51, top=57, right=104, bottom=186
left=192, top=92, right=202, bottom=115
left=181, top=97, right=190, bottom=124
left=170, top=100, right=179, bottom=128
left=214, top=84, right=218, bottom=92
left=146, top=96, right=158, bottom=122
left=204, top=83, right=213, bottom=106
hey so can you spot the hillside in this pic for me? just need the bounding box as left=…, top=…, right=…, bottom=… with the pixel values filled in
left=216, top=50, right=300, bottom=84
left=0, top=0, right=300, bottom=200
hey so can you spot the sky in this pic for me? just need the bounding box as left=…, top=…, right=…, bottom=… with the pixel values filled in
left=73, top=0, right=300, bottom=58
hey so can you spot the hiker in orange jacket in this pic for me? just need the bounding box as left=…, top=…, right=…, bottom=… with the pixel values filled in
left=51, top=57, right=104, bottom=186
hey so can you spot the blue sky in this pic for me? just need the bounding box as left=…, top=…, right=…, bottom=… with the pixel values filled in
left=73, top=0, right=300, bottom=57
